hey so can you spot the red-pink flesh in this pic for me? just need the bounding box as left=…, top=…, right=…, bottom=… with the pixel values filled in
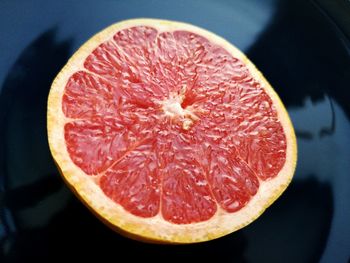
left=62, top=26, right=286, bottom=224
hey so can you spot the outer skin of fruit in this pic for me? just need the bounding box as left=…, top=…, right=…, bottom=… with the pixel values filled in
left=47, top=18, right=297, bottom=244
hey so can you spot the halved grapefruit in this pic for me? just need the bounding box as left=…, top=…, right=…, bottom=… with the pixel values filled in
left=47, top=18, right=297, bottom=243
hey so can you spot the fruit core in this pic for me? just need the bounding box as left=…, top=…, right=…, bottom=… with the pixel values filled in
left=162, top=87, right=198, bottom=130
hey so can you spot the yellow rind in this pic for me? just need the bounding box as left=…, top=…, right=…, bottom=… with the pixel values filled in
left=47, top=18, right=297, bottom=244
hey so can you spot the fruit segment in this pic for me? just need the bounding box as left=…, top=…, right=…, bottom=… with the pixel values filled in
left=100, top=143, right=161, bottom=217
left=63, top=71, right=116, bottom=118
left=206, top=148, right=259, bottom=212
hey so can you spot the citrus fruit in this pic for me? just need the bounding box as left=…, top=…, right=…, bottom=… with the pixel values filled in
left=47, top=18, right=297, bottom=243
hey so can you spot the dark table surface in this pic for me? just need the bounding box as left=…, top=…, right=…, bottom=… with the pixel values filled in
left=1, top=0, right=350, bottom=262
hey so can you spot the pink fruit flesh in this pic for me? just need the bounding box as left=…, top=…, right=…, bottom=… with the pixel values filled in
left=62, top=26, right=286, bottom=224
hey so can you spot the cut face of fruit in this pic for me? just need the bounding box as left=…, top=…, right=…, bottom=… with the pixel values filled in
left=47, top=18, right=297, bottom=243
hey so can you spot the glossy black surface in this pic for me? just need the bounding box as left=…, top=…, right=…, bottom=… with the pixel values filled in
left=1, top=0, right=350, bottom=262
